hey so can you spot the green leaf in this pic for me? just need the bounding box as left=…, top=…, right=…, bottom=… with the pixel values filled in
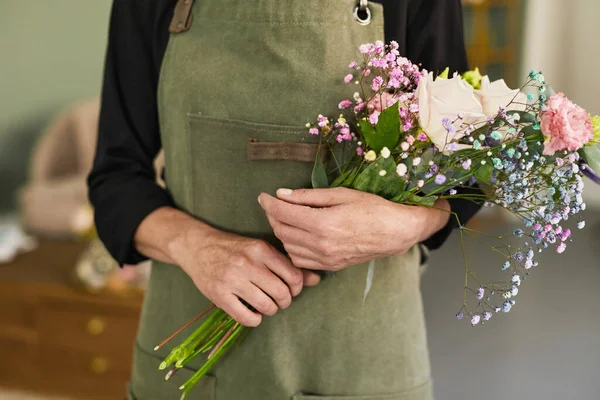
left=405, top=193, right=438, bottom=207
left=438, top=67, right=450, bottom=79
left=390, top=191, right=412, bottom=203
left=359, top=102, right=402, bottom=154
left=512, top=111, right=537, bottom=124
left=474, top=163, right=494, bottom=183
left=341, top=167, right=361, bottom=188
left=330, top=166, right=356, bottom=188
left=376, top=101, right=402, bottom=144
left=352, top=157, right=397, bottom=196
left=311, top=149, right=329, bottom=189
left=581, top=144, right=600, bottom=175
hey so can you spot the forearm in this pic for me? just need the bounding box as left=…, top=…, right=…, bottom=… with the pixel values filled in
left=133, top=206, right=217, bottom=265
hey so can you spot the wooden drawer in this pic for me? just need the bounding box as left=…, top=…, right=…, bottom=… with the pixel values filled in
left=0, top=286, right=36, bottom=329
left=0, top=328, right=37, bottom=381
left=38, top=344, right=132, bottom=378
left=36, top=344, right=131, bottom=400
left=36, top=297, right=140, bottom=356
left=35, top=345, right=129, bottom=400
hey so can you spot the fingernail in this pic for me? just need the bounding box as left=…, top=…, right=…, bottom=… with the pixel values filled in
left=257, top=195, right=262, bottom=205
left=277, top=188, right=293, bottom=196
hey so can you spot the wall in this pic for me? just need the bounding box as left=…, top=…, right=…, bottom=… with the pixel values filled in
left=0, top=0, right=112, bottom=211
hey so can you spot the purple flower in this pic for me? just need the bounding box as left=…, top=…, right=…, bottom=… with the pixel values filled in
left=446, top=143, right=459, bottom=152
left=476, top=287, right=484, bottom=300
left=483, top=312, right=492, bottom=321
left=556, top=242, right=567, bottom=253
left=455, top=312, right=464, bottom=320
left=435, top=174, right=446, bottom=185
left=471, top=315, right=481, bottom=326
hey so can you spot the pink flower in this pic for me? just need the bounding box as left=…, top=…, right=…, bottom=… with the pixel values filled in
left=369, top=111, right=380, bottom=125
left=541, top=93, right=593, bottom=155
left=344, top=74, right=354, bottom=84
left=371, top=76, right=384, bottom=91
left=349, top=61, right=357, bottom=69
left=338, top=99, right=353, bottom=109
left=356, top=147, right=364, bottom=156
left=368, top=92, right=396, bottom=112
left=406, top=135, right=415, bottom=145
left=354, top=102, right=366, bottom=113
left=359, top=44, right=372, bottom=54
left=417, top=133, right=428, bottom=142
left=309, top=128, right=319, bottom=135
left=364, top=69, right=372, bottom=77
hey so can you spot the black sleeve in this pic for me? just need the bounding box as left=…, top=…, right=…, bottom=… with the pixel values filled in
left=404, top=0, right=484, bottom=250
left=88, top=0, right=175, bottom=265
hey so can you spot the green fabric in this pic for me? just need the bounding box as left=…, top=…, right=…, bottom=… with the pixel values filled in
left=129, top=1, right=433, bottom=399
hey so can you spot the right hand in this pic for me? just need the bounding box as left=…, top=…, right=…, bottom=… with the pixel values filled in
left=174, top=228, right=321, bottom=327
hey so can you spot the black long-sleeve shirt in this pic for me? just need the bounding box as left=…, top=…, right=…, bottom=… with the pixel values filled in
left=89, top=0, right=482, bottom=265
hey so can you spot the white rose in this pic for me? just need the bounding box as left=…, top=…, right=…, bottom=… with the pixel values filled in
left=475, top=76, right=527, bottom=116
left=417, top=72, right=486, bottom=152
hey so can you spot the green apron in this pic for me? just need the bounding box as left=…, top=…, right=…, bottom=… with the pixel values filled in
left=129, top=1, right=433, bottom=398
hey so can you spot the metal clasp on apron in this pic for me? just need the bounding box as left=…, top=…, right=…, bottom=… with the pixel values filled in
left=354, top=0, right=371, bottom=26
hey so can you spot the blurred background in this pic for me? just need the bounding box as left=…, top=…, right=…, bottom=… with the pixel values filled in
left=0, top=0, right=598, bottom=399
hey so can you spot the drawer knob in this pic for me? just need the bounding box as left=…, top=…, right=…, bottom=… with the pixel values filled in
left=90, top=356, right=109, bottom=374
left=87, top=317, right=105, bottom=335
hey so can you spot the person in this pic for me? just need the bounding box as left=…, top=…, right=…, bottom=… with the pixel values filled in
left=88, top=0, right=482, bottom=399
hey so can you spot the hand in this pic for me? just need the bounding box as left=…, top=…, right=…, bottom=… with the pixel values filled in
left=171, top=227, right=321, bottom=327
left=258, top=187, right=450, bottom=272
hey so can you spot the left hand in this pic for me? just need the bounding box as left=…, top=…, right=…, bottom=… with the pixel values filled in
left=258, top=187, right=450, bottom=272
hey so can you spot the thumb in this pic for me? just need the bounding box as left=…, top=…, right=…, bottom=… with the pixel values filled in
left=275, top=187, right=353, bottom=208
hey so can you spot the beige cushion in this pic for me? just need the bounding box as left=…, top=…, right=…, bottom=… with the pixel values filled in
left=18, top=98, right=100, bottom=237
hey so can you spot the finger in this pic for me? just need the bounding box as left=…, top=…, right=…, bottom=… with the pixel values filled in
left=275, top=187, right=355, bottom=207
left=249, top=266, right=293, bottom=309
left=262, top=249, right=304, bottom=297
left=219, top=294, right=262, bottom=327
left=264, top=211, right=323, bottom=253
left=289, top=256, right=327, bottom=271
left=302, top=269, right=322, bottom=287
left=234, top=283, right=279, bottom=317
left=258, top=193, right=316, bottom=231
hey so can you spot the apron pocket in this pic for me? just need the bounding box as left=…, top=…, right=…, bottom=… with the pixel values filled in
left=186, top=113, right=321, bottom=235
left=292, top=381, right=433, bottom=400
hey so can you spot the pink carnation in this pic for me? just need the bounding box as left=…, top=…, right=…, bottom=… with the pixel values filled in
left=541, top=93, right=593, bottom=155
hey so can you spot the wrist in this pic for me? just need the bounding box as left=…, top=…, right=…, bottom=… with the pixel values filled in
left=415, top=199, right=451, bottom=243
left=166, top=217, right=219, bottom=267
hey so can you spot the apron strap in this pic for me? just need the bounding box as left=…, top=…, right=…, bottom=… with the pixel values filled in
left=247, top=140, right=329, bottom=163
left=169, top=0, right=194, bottom=33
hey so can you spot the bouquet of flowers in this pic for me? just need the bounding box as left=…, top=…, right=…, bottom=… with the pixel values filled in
left=157, top=41, right=600, bottom=398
